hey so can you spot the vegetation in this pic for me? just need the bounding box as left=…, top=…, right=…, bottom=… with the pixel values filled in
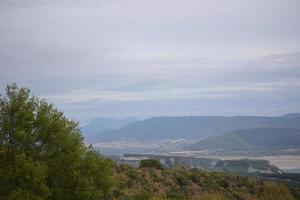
left=112, top=165, right=296, bottom=200
left=0, top=85, right=299, bottom=200
left=140, top=159, right=164, bottom=169
left=0, top=84, right=114, bottom=200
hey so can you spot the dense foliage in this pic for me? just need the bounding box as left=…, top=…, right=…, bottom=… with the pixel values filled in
left=112, top=165, right=296, bottom=200
left=0, top=85, right=114, bottom=200
left=140, top=159, right=163, bottom=169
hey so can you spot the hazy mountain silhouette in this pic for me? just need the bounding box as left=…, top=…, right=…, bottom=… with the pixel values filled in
left=82, top=117, right=137, bottom=137
left=91, top=114, right=300, bottom=142
left=187, top=127, right=300, bottom=151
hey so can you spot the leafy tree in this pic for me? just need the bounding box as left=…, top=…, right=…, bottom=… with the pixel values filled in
left=259, top=182, right=295, bottom=200
left=0, top=84, right=114, bottom=200
left=140, top=159, right=163, bottom=170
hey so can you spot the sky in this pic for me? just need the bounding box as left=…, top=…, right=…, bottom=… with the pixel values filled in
left=0, top=0, right=300, bottom=125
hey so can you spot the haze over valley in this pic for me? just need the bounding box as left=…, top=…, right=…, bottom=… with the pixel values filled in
left=82, top=113, right=300, bottom=172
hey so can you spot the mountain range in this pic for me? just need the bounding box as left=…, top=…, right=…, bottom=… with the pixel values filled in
left=90, top=114, right=300, bottom=142
left=186, top=127, right=300, bottom=151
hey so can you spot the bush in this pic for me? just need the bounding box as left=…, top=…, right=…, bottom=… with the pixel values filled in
left=140, top=159, right=163, bottom=169
left=259, top=182, right=295, bottom=200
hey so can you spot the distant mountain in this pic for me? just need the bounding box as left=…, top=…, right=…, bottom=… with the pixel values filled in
left=92, top=115, right=300, bottom=142
left=187, top=127, right=300, bottom=151
left=82, top=117, right=137, bottom=138
left=282, top=113, right=300, bottom=119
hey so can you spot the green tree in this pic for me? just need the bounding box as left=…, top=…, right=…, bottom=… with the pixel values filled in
left=259, top=182, right=295, bottom=200
left=140, top=159, right=163, bottom=170
left=0, top=84, right=114, bottom=200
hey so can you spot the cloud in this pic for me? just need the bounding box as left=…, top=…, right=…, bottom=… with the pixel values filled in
left=0, top=0, right=300, bottom=124
left=43, top=80, right=298, bottom=104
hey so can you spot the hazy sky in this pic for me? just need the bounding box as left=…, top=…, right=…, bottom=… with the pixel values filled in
left=1, top=0, right=300, bottom=125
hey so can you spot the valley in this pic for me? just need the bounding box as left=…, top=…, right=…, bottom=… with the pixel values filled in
left=84, top=114, right=300, bottom=174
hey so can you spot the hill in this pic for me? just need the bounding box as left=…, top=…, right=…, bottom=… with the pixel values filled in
left=92, top=115, right=300, bottom=142
left=82, top=117, right=137, bottom=138
left=187, top=127, right=300, bottom=151
left=282, top=113, right=300, bottom=119
left=111, top=154, right=283, bottom=175
left=112, top=164, right=297, bottom=200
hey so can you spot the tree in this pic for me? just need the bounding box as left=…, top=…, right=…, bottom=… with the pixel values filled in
left=140, top=159, right=163, bottom=170
left=259, top=182, right=295, bottom=200
left=0, top=84, right=114, bottom=200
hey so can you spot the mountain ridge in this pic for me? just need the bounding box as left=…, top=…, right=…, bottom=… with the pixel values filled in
left=91, top=115, right=300, bottom=142
left=82, top=117, right=137, bottom=138
left=186, top=127, right=300, bottom=151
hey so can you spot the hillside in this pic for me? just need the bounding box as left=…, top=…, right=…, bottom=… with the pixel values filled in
left=187, top=127, right=300, bottom=151
left=112, top=164, right=297, bottom=200
left=111, top=154, right=283, bottom=175
left=91, top=115, right=300, bottom=142
left=282, top=113, right=300, bottom=119
left=82, top=117, right=137, bottom=138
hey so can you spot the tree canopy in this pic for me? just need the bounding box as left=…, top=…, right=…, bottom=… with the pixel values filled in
left=0, top=84, right=114, bottom=200
left=140, top=159, right=163, bottom=170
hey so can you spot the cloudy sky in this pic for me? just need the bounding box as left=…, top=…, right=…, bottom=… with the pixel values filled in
left=1, top=0, right=300, bottom=125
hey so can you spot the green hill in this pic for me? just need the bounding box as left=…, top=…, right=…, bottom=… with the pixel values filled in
left=112, top=164, right=297, bottom=200
left=187, top=127, right=300, bottom=151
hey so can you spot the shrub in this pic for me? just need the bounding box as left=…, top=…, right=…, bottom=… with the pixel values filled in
left=140, top=159, right=163, bottom=170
